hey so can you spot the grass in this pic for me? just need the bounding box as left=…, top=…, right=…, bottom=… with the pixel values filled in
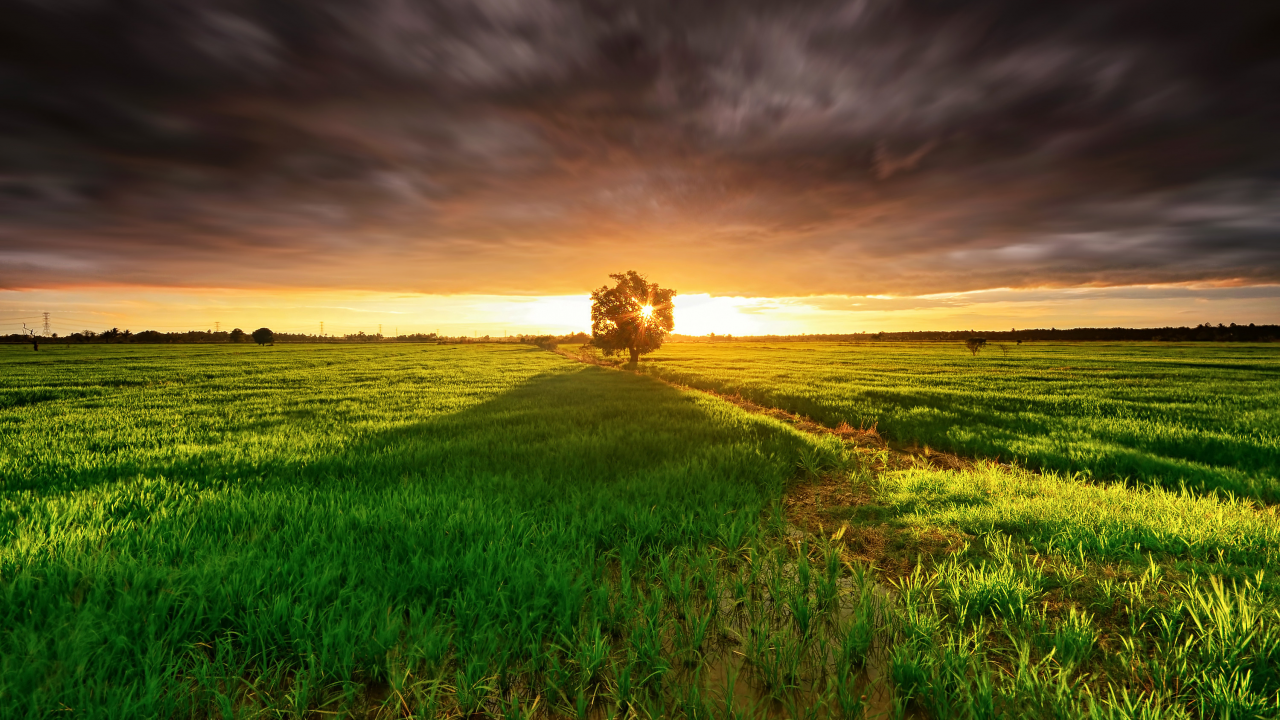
left=0, top=344, right=835, bottom=717
left=636, top=341, right=1280, bottom=501
left=791, top=442, right=1280, bottom=718
left=871, top=525, right=1280, bottom=719
left=878, top=464, right=1280, bottom=572
left=3, top=341, right=1279, bottom=719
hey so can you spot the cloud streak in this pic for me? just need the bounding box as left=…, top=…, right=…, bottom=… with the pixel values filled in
left=2, top=0, right=1277, bottom=296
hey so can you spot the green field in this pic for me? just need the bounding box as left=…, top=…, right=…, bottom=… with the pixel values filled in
left=640, top=341, right=1280, bottom=502
left=3, top=343, right=1279, bottom=719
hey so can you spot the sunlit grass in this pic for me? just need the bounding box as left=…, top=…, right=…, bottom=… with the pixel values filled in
left=819, top=455, right=1280, bottom=718
left=878, top=463, right=1280, bottom=571
left=641, top=340, right=1280, bottom=501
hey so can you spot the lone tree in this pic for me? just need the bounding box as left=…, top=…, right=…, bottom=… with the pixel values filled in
left=965, top=337, right=988, bottom=356
left=590, top=271, right=675, bottom=365
left=251, top=327, right=274, bottom=346
left=22, top=324, right=38, bottom=351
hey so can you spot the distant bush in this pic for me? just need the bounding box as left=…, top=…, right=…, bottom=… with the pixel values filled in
left=965, top=337, right=988, bottom=356
left=517, top=332, right=589, bottom=351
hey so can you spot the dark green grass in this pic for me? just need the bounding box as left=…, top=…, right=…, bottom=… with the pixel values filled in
left=639, top=341, right=1280, bottom=501
left=0, top=344, right=825, bottom=717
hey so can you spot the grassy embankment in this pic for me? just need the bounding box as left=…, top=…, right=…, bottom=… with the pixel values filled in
left=3, top=342, right=1279, bottom=718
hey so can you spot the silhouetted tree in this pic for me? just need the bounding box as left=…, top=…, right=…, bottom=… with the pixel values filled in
left=965, top=337, right=988, bottom=356
left=590, top=270, right=675, bottom=365
left=22, top=324, right=37, bottom=351
left=252, top=327, right=274, bottom=346
left=229, top=328, right=245, bottom=343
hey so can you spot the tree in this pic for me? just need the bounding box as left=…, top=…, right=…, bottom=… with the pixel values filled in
left=22, top=324, right=37, bottom=351
left=252, top=327, right=274, bottom=346
left=524, top=335, right=559, bottom=351
left=590, top=271, right=675, bottom=365
left=965, top=337, right=988, bottom=356
left=229, top=328, right=246, bottom=343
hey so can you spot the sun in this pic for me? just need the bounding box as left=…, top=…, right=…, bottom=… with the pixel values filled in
left=639, top=304, right=654, bottom=320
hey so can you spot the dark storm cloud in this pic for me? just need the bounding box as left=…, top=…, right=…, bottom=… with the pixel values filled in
left=1, top=0, right=1277, bottom=294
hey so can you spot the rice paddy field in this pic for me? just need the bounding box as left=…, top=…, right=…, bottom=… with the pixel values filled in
left=2, top=342, right=1279, bottom=719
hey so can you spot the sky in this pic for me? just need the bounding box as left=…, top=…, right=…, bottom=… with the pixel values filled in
left=2, top=0, right=1278, bottom=335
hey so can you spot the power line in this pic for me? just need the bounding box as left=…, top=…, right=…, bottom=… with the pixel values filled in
left=28, top=313, right=110, bottom=323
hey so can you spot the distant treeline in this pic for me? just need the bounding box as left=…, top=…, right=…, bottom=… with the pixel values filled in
left=1, top=328, right=594, bottom=344
left=5, top=324, right=1276, bottom=345
left=1, top=329, right=413, bottom=344
left=675, top=323, right=1279, bottom=343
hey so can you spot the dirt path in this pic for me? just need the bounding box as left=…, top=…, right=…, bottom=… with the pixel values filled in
left=558, top=349, right=999, bottom=577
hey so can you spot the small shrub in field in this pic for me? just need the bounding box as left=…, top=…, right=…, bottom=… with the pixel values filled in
left=1051, top=609, right=1098, bottom=667
left=890, top=643, right=931, bottom=698
left=940, top=555, right=1044, bottom=622
left=965, top=337, right=988, bottom=356
left=839, top=597, right=876, bottom=672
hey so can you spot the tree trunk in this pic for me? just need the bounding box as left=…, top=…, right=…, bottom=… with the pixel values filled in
left=32, top=340, right=38, bottom=351
left=629, top=347, right=640, bottom=365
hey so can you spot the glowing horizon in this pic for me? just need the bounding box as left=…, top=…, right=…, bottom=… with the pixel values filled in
left=4, top=283, right=1278, bottom=340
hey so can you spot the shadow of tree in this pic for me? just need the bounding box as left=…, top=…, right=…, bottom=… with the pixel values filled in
left=2, top=360, right=820, bottom=714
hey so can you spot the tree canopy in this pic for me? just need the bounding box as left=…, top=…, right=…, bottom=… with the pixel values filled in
left=252, top=328, right=274, bottom=346
left=590, top=271, right=675, bottom=364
